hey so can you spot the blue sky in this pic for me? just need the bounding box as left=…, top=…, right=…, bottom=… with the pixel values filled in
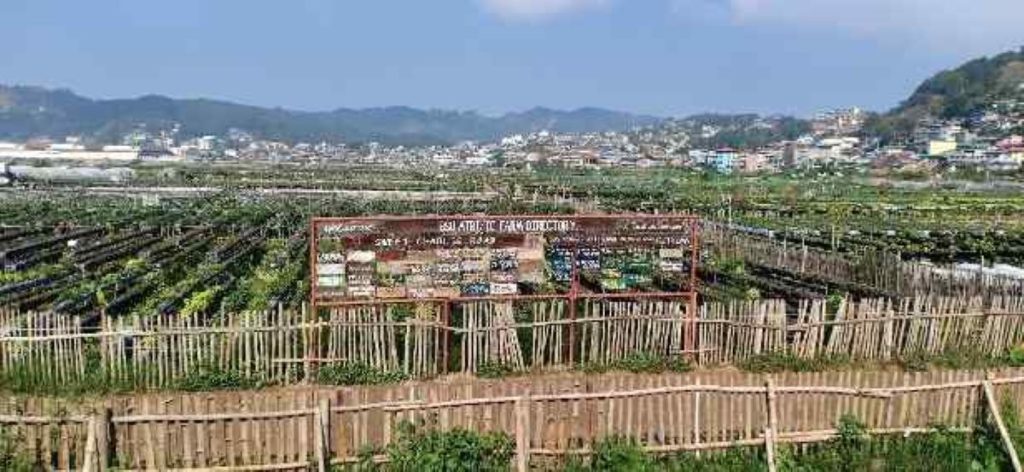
left=2, top=0, right=1022, bottom=117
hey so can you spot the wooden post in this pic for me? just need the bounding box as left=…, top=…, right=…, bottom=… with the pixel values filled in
left=97, top=407, right=111, bottom=471
left=442, top=300, right=451, bottom=375
left=99, top=309, right=108, bottom=366
left=316, top=397, right=331, bottom=472
left=303, top=304, right=315, bottom=383
left=686, top=220, right=700, bottom=361
left=83, top=414, right=99, bottom=472
left=693, top=378, right=702, bottom=457
left=764, top=377, right=779, bottom=472
left=983, top=378, right=1022, bottom=472
left=568, top=242, right=579, bottom=366
left=800, top=237, right=807, bottom=273
left=515, top=395, right=531, bottom=472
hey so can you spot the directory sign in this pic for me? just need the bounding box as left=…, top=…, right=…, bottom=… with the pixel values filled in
left=311, top=215, right=698, bottom=303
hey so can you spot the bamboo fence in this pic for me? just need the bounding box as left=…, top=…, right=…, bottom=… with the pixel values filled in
left=704, top=224, right=1024, bottom=299
left=6, top=369, right=1024, bottom=470
left=4, top=296, right=1024, bottom=389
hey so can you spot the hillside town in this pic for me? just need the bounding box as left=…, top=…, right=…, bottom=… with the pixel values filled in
left=3, top=99, right=1024, bottom=177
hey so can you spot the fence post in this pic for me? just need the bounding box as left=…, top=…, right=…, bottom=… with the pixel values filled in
left=515, top=395, right=531, bottom=472
left=83, top=414, right=99, bottom=472
left=983, top=376, right=1022, bottom=472
left=764, top=377, right=778, bottom=472
left=303, top=304, right=315, bottom=383
left=693, top=378, right=702, bottom=457
left=97, top=407, right=111, bottom=471
left=443, top=300, right=452, bottom=375
left=316, top=397, right=331, bottom=472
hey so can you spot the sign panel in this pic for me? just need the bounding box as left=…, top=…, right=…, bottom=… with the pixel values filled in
left=311, top=215, right=698, bottom=303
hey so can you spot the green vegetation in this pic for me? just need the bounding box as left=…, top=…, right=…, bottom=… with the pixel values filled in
left=564, top=436, right=767, bottom=471
left=582, top=352, right=693, bottom=375
left=476, top=362, right=522, bottom=379
left=336, top=413, right=1022, bottom=471
left=740, top=347, right=1024, bottom=374
left=176, top=364, right=266, bottom=391
left=738, top=353, right=854, bottom=373
left=349, top=421, right=515, bottom=471
left=317, top=363, right=409, bottom=386
left=0, top=428, right=34, bottom=472
left=898, top=48, right=1024, bottom=119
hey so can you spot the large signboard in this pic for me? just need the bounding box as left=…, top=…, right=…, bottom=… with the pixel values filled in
left=310, top=215, right=699, bottom=307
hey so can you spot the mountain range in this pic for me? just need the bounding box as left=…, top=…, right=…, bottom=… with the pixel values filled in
left=4, top=48, right=1024, bottom=147
left=0, top=86, right=660, bottom=146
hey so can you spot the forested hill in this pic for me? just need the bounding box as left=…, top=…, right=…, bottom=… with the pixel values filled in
left=897, top=49, right=1024, bottom=119
left=0, top=85, right=661, bottom=145
left=864, top=48, right=1024, bottom=140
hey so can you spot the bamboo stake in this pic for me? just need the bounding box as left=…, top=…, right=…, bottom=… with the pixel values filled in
left=983, top=378, right=1022, bottom=472
left=317, top=398, right=330, bottom=472
left=515, top=395, right=530, bottom=472
left=764, top=377, right=778, bottom=472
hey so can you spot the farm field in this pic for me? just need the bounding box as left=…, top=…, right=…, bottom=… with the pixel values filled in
left=5, top=166, right=1024, bottom=470
left=4, top=166, right=1024, bottom=320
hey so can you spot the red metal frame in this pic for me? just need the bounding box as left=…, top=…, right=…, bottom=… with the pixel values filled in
left=309, top=214, right=701, bottom=368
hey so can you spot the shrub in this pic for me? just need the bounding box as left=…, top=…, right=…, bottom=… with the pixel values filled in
left=384, top=421, right=514, bottom=471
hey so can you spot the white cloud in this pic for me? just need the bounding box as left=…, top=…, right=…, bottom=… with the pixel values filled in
left=676, top=0, right=1024, bottom=54
left=481, top=0, right=609, bottom=21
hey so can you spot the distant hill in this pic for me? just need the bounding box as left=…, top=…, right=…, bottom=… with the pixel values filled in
left=864, top=48, right=1024, bottom=141
left=0, top=85, right=661, bottom=145
left=677, top=114, right=809, bottom=149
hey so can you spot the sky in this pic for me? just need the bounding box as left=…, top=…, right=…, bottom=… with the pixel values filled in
left=2, top=0, right=1023, bottom=117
